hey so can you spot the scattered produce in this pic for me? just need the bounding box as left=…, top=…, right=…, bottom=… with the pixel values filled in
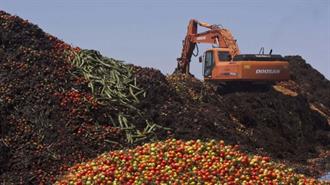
left=56, top=139, right=326, bottom=184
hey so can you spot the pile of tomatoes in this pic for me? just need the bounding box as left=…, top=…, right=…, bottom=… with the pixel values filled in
left=56, top=139, right=324, bottom=185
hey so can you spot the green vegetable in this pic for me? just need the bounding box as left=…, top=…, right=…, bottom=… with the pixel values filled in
left=70, top=49, right=168, bottom=143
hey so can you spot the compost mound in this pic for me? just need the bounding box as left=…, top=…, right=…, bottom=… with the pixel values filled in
left=286, top=56, right=330, bottom=107
left=0, top=11, right=329, bottom=184
left=0, top=11, right=126, bottom=184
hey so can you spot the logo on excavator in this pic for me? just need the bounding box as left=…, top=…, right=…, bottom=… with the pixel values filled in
left=256, top=69, right=280, bottom=74
left=196, top=36, right=206, bottom=41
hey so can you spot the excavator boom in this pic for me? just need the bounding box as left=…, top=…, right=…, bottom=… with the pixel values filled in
left=177, top=19, right=239, bottom=74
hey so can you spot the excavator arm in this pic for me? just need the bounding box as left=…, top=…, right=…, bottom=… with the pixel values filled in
left=177, top=19, right=240, bottom=74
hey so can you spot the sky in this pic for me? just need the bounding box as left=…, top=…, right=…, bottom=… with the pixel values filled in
left=1, top=0, right=329, bottom=79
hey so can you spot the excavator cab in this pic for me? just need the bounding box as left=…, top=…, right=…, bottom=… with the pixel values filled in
left=201, top=50, right=232, bottom=77
left=200, top=48, right=234, bottom=78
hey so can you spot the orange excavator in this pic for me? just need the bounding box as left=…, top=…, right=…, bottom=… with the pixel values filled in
left=176, top=19, right=289, bottom=82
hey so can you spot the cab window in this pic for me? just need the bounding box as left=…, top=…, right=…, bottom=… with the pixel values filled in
left=203, top=51, right=214, bottom=77
left=205, top=51, right=213, bottom=67
left=218, top=51, right=231, bottom=61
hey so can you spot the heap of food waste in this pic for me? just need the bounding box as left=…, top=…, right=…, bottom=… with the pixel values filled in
left=0, top=11, right=329, bottom=184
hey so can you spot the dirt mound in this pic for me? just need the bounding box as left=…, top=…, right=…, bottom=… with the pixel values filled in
left=0, top=143, right=9, bottom=174
left=223, top=90, right=329, bottom=156
left=286, top=56, right=330, bottom=107
left=0, top=11, right=329, bottom=184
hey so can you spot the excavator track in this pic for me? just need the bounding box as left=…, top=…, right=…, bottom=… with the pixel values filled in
left=206, top=81, right=273, bottom=95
